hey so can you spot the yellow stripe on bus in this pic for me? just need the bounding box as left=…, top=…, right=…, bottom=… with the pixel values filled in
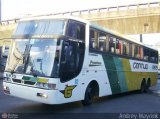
left=37, top=78, right=48, bottom=83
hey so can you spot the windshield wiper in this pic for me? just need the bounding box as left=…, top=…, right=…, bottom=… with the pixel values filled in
left=23, top=45, right=32, bottom=72
left=10, top=50, right=25, bottom=73
left=10, top=44, right=30, bottom=74
left=30, top=68, right=45, bottom=77
left=10, top=70, right=17, bottom=74
left=32, top=71, right=38, bottom=77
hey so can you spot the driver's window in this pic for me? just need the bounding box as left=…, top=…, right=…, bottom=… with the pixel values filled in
left=61, top=42, right=69, bottom=64
left=60, top=41, right=76, bottom=82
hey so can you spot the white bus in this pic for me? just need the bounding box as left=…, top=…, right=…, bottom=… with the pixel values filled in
left=3, top=16, right=158, bottom=105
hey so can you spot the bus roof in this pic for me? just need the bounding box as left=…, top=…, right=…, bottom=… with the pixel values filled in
left=18, top=15, right=157, bottom=51
left=19, top=15, right=89, bottom=24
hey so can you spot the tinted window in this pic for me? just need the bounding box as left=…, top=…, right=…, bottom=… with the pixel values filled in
left=67, top=20, right=85, bottom=40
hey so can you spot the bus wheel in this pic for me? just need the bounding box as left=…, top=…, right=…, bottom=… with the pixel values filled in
left=145, top=79, right=151, bottom=93
left=81, top=84, right=94, bottom=106
left=140, top=80, right=146, bottom=93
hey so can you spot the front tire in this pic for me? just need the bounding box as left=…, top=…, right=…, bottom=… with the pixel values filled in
left=81, top=85, right=94, bottom=106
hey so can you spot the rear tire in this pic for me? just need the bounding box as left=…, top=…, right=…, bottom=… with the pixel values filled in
left=145, top=79, right=151, bottom=93
left=140, top=80, right=146, bottom=93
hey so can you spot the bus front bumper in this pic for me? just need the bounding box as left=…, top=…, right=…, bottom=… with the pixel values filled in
left=3, top=82, right=60, bottom=104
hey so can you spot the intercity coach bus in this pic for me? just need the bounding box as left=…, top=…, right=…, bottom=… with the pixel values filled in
left=3, top=16, right=158, bottom=105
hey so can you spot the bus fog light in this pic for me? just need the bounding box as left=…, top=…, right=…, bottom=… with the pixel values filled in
left=37, top=93, right=48, bottom=98
left=3, top=86, right=7, bottom=90
left=3, top=86, right=10, bottom=94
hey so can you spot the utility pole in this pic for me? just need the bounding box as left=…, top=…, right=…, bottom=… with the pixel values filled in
left=140, top=34, right=143, bottom=43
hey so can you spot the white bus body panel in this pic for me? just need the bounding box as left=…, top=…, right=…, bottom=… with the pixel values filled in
left=3, top=82, right=60, bottom=104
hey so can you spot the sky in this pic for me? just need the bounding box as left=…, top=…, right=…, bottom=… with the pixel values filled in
left=2, top=0, right=159, bottom=20
left=1, top=0, right=160, bottom=46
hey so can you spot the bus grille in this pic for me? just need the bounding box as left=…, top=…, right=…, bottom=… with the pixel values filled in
left=12, top=78, right=36, bottom=85
left=24, top=80, right=36, bottom=85
left=12, top=79, right=22, bottom=83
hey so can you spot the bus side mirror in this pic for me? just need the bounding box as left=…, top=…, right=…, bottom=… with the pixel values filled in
left=2, top=46, right=9, bottom=58
left=2, top=55, right=7, bottom=58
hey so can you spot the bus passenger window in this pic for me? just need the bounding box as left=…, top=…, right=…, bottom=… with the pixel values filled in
left=134, top=45, right=139, bottom=58
left=115, top=39, right=120, bottom=54
left=119, top=40, right=123, bottom=55
left=126, top=42, right=129, bottom=55
left=139, top=47, right=143, bottom=59
left=90, top=30, right=98, bottom=49
left=89, top=30, right=94, bottom=48
left=150, top=51, right=158, bottom=63
left=105, top=35, right=109, bottom=52
left=129, top=43, right=132, bottom=57
left=99, top=33, right=106, bottom=51
left=109, top=37, right=115, bottom=53
left=132, top=44, right=135, bottom=57
left=143, top=47, right=149, bottom=61
left=123, top=41, right=127, bottom=55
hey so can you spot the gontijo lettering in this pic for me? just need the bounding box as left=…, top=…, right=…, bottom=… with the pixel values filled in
left=133, top=62, right=148, bottom=69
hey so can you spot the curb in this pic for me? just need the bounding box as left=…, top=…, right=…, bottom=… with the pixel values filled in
left=150, top=80, right=160, bottom=95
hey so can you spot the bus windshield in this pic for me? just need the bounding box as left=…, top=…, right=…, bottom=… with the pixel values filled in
left=6, top=39, right=61, bottom=78
left=13, top=19, right=66, bottom=37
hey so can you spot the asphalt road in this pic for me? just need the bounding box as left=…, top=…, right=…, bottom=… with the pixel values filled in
left=0, top=79, right=160, bottom=119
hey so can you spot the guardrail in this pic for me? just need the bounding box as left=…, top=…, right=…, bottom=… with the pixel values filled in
left=0, top=19, right=19, bottom=25
left=0, top=2, right=160, bottom=25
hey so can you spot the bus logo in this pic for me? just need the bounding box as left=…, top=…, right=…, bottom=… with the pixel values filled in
left=60, top=85, right=76, bottom=98
left=133, top=62, right=148, bottom=69
left=89, top=60, right=102, bottom=67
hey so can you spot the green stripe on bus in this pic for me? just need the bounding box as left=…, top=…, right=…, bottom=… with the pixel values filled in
left=114, top=57, right=128, bottom=92
left=22, top=76, right=38, bottom=82
left=22, top=76, right=31, bottom=80
left=102, top=55, right=121, bottom=94
left=30, top=77, right=38, bottom=82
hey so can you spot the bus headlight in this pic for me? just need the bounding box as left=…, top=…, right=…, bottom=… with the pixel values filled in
left=36, top=82, right=56, bottom=90
left=3, top=86, right=10, bottom=94
left=5, top=73, right=12, bottom=78
left=3, top=77, right=12, bottom=82
left=3, top=73, right=12, bottom=82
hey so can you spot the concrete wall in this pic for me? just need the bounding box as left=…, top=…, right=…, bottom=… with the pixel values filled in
left=92, top=15, right=160, bottom=35
left=80, top=5, right=160, bottom=34
left=0, top=24, right=16, bottom=39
